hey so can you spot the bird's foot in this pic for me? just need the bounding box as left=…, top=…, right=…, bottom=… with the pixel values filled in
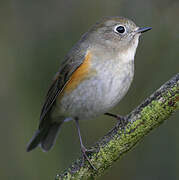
left=105, top=112, right=128, bottom=128
left=80, top=145, right=97, bottom=170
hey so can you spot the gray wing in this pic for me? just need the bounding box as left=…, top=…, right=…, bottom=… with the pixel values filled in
left=39, top=42, right=88, bottom=128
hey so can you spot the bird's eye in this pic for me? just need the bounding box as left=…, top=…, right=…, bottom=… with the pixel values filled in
left=115, top=25, right=126, bottom=34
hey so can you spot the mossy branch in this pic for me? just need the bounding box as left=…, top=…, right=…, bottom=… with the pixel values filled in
left=55, top=73, right=179, bottom=180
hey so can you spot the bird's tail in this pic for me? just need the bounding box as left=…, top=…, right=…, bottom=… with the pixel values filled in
left=26, top=122, right=63, bottom=152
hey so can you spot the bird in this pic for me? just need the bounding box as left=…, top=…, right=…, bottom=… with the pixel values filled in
left=27, top=16, right=151, bottom=168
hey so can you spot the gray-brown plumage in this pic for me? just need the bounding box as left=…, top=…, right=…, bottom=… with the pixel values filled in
left=27, top=17, right=151, bottom=162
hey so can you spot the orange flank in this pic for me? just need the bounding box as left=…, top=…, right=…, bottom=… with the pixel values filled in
left=62, top=51, right=92, bottom=94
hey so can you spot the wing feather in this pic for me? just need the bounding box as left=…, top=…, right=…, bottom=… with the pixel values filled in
left=39, top=42, right=88, bottom=127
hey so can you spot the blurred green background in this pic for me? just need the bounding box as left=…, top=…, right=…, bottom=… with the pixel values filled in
left=1, top=0, right=179, bottom=179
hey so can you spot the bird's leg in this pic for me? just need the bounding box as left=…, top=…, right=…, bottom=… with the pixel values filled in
left=104, top=112, right=128, bottom=127
left=75, top=118, right=96, bottom=170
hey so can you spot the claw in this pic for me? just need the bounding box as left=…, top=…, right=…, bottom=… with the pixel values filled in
left=81, top=146, right=97, bottom=170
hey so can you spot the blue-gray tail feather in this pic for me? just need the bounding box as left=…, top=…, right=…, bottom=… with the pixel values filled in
left=41, top=123, right=61, bottom=151
left=26, top=122, right=63, bottom=152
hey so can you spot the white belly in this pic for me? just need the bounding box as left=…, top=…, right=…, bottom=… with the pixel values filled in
left=56, top=59, right=134, bottom=120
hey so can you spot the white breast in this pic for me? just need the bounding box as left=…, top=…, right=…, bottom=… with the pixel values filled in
left=91, top=57, right=134, bottom=111
left=57, top=55, right=134, bottom=120
left=56, top=37, right=138, bottom=120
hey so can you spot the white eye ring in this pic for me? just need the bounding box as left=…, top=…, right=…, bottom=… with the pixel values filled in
left=114, top=25, right=126, bottom=34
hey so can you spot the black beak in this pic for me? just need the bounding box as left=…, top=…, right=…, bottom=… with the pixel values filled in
left=136, top=27, right=152, bottom=33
